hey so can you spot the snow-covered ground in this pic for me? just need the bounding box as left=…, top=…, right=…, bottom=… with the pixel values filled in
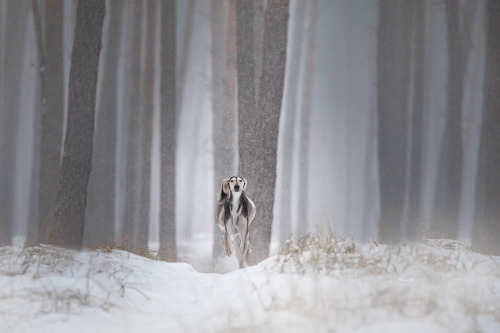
left=0, top=237, right=499, bottom=332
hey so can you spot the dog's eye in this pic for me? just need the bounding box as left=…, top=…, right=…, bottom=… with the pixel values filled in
left=230, top=179, right=234, bottom=182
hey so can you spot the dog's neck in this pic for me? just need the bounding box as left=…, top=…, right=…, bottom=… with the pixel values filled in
left=231, top=190, right=242, bottom=206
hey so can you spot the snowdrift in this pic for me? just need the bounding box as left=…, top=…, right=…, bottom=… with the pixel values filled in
left=0, top=238, right=499, bottom=332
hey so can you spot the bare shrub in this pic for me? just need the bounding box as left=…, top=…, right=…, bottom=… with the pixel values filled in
left=0, top=245, right=138, bottom=314
left=261, top=232, right=500, bottom=332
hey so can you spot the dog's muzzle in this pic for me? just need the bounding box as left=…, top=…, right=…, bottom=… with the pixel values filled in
left=234, top=185, right=240, bottom=192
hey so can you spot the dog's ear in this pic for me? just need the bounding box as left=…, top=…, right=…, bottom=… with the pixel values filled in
left=242, top=178, right=247, bottom=190
left=217, top=178, right=230, bottom=205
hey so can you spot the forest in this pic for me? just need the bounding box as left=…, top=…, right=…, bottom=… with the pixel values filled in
left=0, top=0, right=499, bottom=271
left=1, top=1, right=500, bottom=332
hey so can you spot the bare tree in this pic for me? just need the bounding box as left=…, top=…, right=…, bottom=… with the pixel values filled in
left=405, top=0, right=425, bottom=239
left=277, top=0, right=305, bottom=242
left=210, top=0, right=228, bottom=263
left=178, top=0, right=199, bottom=240
left=377, top=0, right=412, bottom=243
left=49, top=0, right=105, bottom=248
left=28, top=0, right=65, bottom=246
left=136, top=0, right=158, bottom=254
left=84, top=0, right=124, bottom=248
left=295, top=0, right=318, bottom=238
left=432, top=0, right=465, bottom=239
left=242, top=0, right=289, bottom=264
left=0, top=1, right=29, bottom=246
left=252, top=0, right=265, bottom=103
left=176, top=0, right=195, bottom=116
left=121, top=0, right=144, bottom=251
left=474, top=0, right=500, bottom=255
left=211, top=0, right=238, bottom=264
left=237, top=0, right=257, bottom=166
left=159, top=0, right=177, bottom=261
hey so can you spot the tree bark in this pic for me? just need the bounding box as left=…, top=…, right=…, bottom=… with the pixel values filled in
left=237, top=0, right=257, bottom=169
left=377, top=0, right=412, bottom=243
left=277, top=0, right=305, bottom=242
left=136, top=0, right=157, bottom=254
left=121, top=0, right=143, bottom=252
left=176, top=0, right=195, bottom=117
left=432, top=0, right=464, bottom=239
left=49, top=0, right=105, bottom=249
left=252, top=0, right=265, bottom=104
left=211, top=0, right=239, bottom=266
left=474, top=0, right=500, bottom=255
left=84, top=0, right=124, bottom=248
left=406, top=0, right=425, bottom=239
left=0, top=1, right=29, bottom=246
left=29, top=0, right=64, bottom=246
left=159, top=0, right=177, bottom=261
left=296, top=0, right=318, bottom=238
left=242, top=0, right=289, bottom=264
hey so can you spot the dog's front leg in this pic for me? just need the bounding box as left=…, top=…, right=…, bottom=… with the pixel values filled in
left=223, top=232, right=232, bottom=256
left=237, top=218, right=249, bottom=268
left=232, top=236, right=247, bottom=269
left=246, top=234, right=251, bottom=254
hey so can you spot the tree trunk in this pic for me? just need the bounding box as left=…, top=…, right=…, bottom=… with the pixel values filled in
left=277, top=0, right=305, bottom=242
left=432, top=0, right=464, bottom=239
left=377, top=0, right=412, bottom=243
left=30, top=0, right=65, bottom=246
left=178, top=0, right=199, bottom=240
left=210, top=0, right=227, bottom=262
left=474, top=0, right=500, bottom=255
left=176, top=0, right=195, bottom=117
left=252, top=0, right=265, bottom=104
left=243, top=0, right=289, bottom=264
left=211, top=0, right=239, bottom=267
left=237, top=0, right=257, bottom=168
left=0, top=1, right=29, bottom=246
left=84, top=0, right=124, bottom=248
left=121, top=0, right=143, bottom=252
left=159, top=0, right=177, bottom=262
left=296, top=0, right=318, bottom=238
left=49, top=0, right=105, bottom=249
left=136, top=0, right=157, bottom=254
left=406, top=0, right=425, bottom=239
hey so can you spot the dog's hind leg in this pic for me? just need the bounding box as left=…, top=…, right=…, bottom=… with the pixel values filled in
left=218, top=210, right=232, bottom=256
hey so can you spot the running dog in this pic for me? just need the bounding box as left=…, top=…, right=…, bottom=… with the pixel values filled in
left=217, top=176, right=256, bottom=268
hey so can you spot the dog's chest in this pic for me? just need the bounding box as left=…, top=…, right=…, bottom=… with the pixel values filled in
left=226, top=193, right=243, bottom=224
left=230, top=197, right=241, bottom=219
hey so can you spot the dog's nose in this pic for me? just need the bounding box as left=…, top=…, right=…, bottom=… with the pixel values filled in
left=234, top=185, right=240, bottom=191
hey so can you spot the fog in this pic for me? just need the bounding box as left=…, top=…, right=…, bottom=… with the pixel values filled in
left=0, top=0, right=498, bottom=266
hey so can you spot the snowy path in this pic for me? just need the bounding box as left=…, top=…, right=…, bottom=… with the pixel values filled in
left=0, top=240, right=499, bottom=332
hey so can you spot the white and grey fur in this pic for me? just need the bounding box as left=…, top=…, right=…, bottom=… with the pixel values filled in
left=217, top=176, right=256, bottom=269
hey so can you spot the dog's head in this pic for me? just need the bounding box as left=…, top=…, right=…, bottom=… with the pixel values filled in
left=228, top=176, right=247, bottom=193
left=217, top=176, right=247, bottom=205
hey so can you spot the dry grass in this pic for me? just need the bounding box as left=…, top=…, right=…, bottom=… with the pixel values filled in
left=274, top=231, right=498, bottom=277
left=258, top=231, right=500, bottom=331
left=0, top=245, right=138, bottom=314
left=91, top=244, right=164, bottom=261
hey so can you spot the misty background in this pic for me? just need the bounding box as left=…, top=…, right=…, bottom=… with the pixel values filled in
left=0, top=0, right=498, bottom=272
